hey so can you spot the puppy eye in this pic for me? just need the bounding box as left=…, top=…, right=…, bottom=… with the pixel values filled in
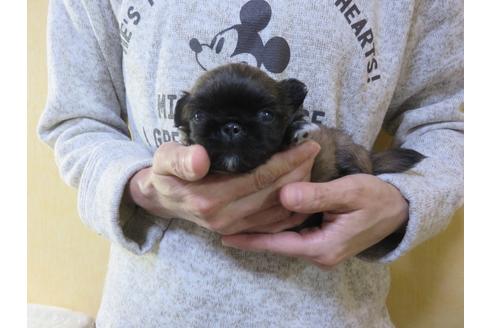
left=257, top=110, right=274, bottom=123
left=193, top=111, right=206, bottom=122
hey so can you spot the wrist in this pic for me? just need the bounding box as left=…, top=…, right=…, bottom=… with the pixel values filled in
left=123, top=167, right=154, bottom=210
left=385, top=182, right=409, bottom=233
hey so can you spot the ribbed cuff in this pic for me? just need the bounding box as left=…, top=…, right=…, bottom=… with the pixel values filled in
left=78, top=140, right=168, bottom=254
left=358, top=171, right=444, bottom=263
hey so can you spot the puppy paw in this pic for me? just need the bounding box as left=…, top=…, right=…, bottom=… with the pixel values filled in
left=290, top=122, right=320, bottom=145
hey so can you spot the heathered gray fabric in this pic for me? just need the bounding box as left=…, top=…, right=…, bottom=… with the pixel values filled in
left=38, top=0, right=463, bottom=327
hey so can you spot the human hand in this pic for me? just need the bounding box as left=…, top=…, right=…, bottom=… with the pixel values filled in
left=221, top=174, right=409, bottom=269
left=124, top=141, right=320, bottom=235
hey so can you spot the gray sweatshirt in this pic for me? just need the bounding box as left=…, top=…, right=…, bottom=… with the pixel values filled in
left=38, top=0, right=463, bottom=327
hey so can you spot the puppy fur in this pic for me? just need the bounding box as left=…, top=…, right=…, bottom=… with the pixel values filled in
left=174, top=63, right=425, bottom=181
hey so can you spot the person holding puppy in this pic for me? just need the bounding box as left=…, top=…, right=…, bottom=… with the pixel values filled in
left=39, top=0, right=463, bottom=327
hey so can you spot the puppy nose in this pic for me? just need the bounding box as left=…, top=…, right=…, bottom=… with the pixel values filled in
left=221, top=122, right=243, bottom=139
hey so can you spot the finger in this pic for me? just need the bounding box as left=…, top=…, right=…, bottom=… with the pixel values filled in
left=222, top=229, right=325, bottom=258
left=222, top=159, right=314, bottom=219
left=244, top=213, right=309, bottom=233
left=279, top=178, right=362, bottom=214
left=228, top=205, right=292, bottom=234
left=157, top=155, right=313, bottom=230
left=241, top=141, right=320, bottom=194
left=185, top=141, right=319, bottom=203
left=153, top=142, right=210, bottom=181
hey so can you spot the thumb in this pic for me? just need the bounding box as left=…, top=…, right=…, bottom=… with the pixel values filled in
left=280, top=180, right=356, bottom=213
left=153, top=142, right=210, bottom=181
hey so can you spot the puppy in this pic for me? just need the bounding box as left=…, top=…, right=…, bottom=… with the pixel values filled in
left=174, top=63, right=425, bottom=183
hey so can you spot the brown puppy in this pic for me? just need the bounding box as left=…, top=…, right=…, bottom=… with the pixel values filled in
left=174, top=63, right=425, bottom=182
left=174, top=63, right=425, bottom=229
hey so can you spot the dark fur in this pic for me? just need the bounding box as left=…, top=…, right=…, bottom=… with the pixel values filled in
left=174, top=63, right=425, bottom=179
left=175, top=63, right=303, bottom=173
left=175, top=64, right=425, bottom=229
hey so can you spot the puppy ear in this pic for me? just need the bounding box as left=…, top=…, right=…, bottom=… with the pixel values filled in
left=278, top=79, right=308, bottom=109
left=174, top=92, right=190, bottom=128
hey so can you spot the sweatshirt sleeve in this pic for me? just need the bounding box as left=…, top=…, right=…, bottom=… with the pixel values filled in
left=38, top=0, right=169, bottom=255
left=359, top=0, right=464, bottom=263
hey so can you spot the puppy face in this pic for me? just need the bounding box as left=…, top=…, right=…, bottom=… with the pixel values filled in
left=174, top=64, right=307, bottom=173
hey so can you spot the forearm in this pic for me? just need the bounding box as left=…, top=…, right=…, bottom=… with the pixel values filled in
left=38, top=0, right=165, bottom=255
left=362, top=0, right=464, bottom=262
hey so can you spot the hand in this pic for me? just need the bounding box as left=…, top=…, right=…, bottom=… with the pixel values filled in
left=124, top=141, right=320, bottom=235
left=221, top=174, right=409, bottom=269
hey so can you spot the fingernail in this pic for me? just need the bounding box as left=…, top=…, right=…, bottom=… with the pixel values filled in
left=185, top=151, right=195, bottom=178
left=284, top=187, right=302, bottom=208
left=305, top=141, right=320, bottom=156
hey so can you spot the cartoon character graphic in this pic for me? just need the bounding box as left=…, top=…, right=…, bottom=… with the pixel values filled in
left=189, top=0, right=291, bottom=74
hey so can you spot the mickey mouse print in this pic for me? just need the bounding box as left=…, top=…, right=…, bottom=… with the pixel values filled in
left=189, top=0, right=291, bottom=73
